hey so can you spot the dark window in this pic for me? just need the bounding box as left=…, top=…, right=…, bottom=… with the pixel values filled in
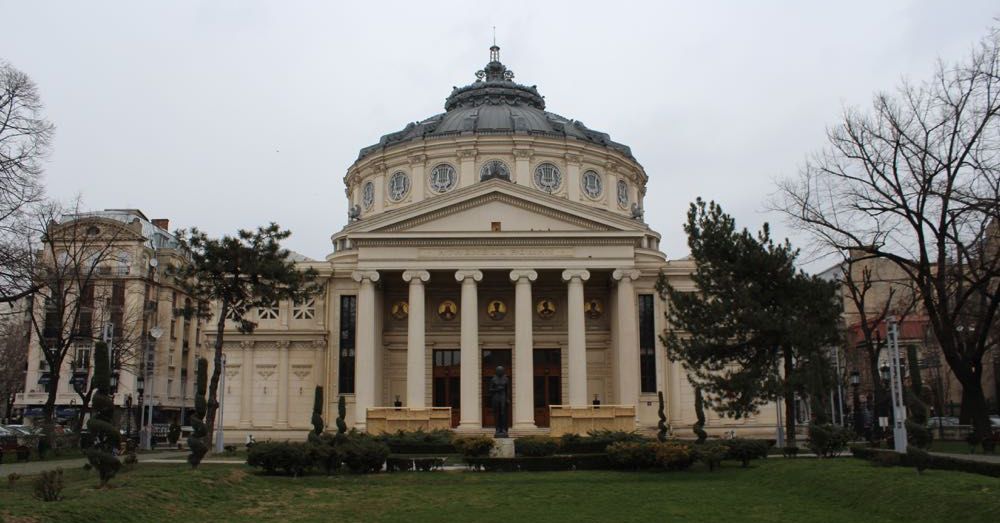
left=75, top=283, right=94, bottom=339
left=111, top=280, right=125, bottom=340
left=638, top=294, right=656, bottom=393
left=338, top=295, right=357, bottom=394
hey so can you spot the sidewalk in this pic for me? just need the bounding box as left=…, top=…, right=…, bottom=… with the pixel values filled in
left=0, top=450, right=188, bottom=476
left=929, top=451, right=1000, bottom=464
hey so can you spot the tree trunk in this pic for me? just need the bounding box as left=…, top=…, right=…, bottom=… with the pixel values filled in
left=957, top=369, right=992, bottom=441
left=204, top=302, right=227, bottom=443
left=783, top=350, right=796, bottom=446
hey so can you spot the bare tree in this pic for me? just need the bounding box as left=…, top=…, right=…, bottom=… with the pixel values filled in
left=776, top=29, right=1000, bottom=441
left=0, top=61, right=53, bottom=304
left=0, top=315, right=29, bottom=423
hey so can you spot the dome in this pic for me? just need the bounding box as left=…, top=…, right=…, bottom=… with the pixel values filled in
left=357, top=46, right=635, bottom=161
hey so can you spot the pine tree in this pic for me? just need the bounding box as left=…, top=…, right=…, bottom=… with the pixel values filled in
left=187, top=357, right=209, bottom=468
left=85, top=341, right=120, bottom=487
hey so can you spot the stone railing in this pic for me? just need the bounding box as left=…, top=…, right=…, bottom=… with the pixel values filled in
left=366, top=407, right=452, bottom=434
left=549, top=405, right=636, bottom=437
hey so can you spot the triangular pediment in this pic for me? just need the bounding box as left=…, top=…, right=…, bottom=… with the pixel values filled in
left=349, top=180, right=643, bottom=234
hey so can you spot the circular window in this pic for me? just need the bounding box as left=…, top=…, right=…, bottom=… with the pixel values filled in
left=617, top=180, right=630, bottom=208
left=533, top=163, right=562, bottom=193
left=480, top=159, right=511, bottom=181
left=581, top=170, right=603, bottom=199
left=429, top=164, right=457, bottom=193
left=388, top=171, right=410, bottom=202
left=362, top=181, right=375, bottom=209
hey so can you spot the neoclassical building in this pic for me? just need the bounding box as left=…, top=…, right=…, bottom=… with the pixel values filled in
left=212, top=47, right=779, bottom=439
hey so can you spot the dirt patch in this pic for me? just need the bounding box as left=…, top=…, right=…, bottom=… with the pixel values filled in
left=224, top=468, right=248, bottom=484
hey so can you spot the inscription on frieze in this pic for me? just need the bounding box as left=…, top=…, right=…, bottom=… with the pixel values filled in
left=418, top=247, right=574, bottom=259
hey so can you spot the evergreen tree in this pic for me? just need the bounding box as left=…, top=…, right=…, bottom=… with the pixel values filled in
left=172, top=224, right=320, bottom=441
left=692, top=385, right=707, bottom=444
left=309, top=386, right=324, bottom=443
left=336, top=395, right=347, bottom=435
left=187, top=357, right=209, bottom=468
left=85, top=341, right=120, bottom=487
left=657, top=199, right=840, bottom=445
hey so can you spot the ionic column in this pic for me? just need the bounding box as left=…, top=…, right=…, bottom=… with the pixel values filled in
left=276, top=340, right=289, bottom=428
left=455, top=269, right=484, bottom=430
left=562, top=269, right=590, bottom=406
left=613, top=269, right=641, bottom=407
left=402, top=270, right=430, bottom=408
left=239, top=342, right=254, bottom=428
left=510, top=269, right=538, bottom=430
left=408, top=155, right=426, bottom=203
left=351, top=270, right=380, bottom=430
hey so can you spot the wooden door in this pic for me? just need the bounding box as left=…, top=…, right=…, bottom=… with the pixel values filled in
left=481, top=349, right=512, bottom=429
left=432, top=350, right=460, bottom=428
left=533, top=349, right=562, bottom=428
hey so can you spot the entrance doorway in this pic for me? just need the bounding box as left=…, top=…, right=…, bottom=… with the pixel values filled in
left=432, top=349, right=460, bottom=428
left=534, top=349, right=562, bottom=427
left=481, top=349, right=512, bottom=429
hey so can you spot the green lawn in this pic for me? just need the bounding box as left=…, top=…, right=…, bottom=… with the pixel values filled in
left=1, top=458, right=998, bottom=523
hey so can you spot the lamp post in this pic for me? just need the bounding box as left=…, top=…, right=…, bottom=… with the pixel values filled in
left=136, top=373, right=145, bottom=448
left=124, top=394, right=133, bottom=445
left=142, top=326, right=163, bottom=450
left=850, top=370, right=862, bottom=435
left=214, top=354, right=227, bottom=453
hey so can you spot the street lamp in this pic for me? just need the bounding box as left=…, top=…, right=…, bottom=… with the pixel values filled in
left=141, top=326, right=163, bottom=450
left=136, top=373, right=145, bottom=448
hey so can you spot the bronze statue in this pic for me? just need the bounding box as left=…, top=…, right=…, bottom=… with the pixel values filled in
left=489, top=365, right=510, bottom=438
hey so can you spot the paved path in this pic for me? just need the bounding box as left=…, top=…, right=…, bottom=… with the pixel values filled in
left=930, top=451, right=1000, bottom=464
left=0, top=451, right=187, bottom=476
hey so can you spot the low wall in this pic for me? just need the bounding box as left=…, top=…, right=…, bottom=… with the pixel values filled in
left=366, top=407, right=452, bottom=434
left=549, top=405, right=636, bottom=437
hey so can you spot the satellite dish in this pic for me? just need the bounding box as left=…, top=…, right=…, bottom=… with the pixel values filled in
left=149, top=326, right=163, bottom=339
left=149, top=258, right=159, bottom=268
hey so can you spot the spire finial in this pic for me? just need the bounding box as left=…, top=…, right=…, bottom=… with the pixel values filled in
left=492, top=26, right=496, bottom=47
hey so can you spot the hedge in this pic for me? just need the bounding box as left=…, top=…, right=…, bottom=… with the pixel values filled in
left=850, top=446, right=1000, bottom=478
left=465, top=454, right=611, bottom=472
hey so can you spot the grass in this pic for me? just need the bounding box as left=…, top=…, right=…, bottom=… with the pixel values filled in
left=1, top=458, right=998, bottom=523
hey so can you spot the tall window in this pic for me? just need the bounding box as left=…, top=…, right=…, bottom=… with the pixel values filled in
left=110, top=280, right=125, bottom=340
left=338, top=295, right=357, bottom=394
left=638, top=294, right=656, bottom=393
left=75, top=283, right=94, bottom=340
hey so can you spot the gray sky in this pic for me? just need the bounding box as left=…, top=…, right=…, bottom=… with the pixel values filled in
left=1, top=1, right=996, bottom=269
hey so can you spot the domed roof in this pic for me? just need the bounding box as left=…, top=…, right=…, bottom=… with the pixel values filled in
left=357, top=46, right=635, bottom=161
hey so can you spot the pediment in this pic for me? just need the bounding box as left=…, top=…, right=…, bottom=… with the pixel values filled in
left=352, top=181, right=641, bottom=234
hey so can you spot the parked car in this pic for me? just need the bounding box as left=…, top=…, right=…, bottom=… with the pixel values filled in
left=0, top=426, right=18, bottom=451
left=926, top=416, right=960, bottom=427
left=990, top=415, right=1000, bottom=429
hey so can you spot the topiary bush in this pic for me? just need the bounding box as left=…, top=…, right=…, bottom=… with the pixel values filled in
left=454, top=435, right=495, bottom=458
left=657, top=390, right=669, bottom=442
left=377, top=429, right=455, bottom=453
left=515, top=435, right=560, bottom=457
left=308, top=435, right=341, bottom=474
left=167, top=422, right=181, bottom=446
left=693, top=386, right=708, bottom=444
left=187, top=357, right=210, bottom=468
left=309, top=386, right=324, bottom=444
left=653, top=442, right=693, bottom=471
left=606, top=441, right=657, bottom=470
left=807, top=423, right=851, bottom=458
left=32, top=468, right=64, bottom=502
left=907, top=446, right=930, bottom=474
left=336, top=395, right=348, bottom=435
left=247, top=441, right=313, bottom=476
left=85, top=342, right=121, bottom=487
left=339, top=433, right=390, bottom=473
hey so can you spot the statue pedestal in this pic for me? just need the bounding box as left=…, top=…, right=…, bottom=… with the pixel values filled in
left=491, top=438, right=514, bottom=458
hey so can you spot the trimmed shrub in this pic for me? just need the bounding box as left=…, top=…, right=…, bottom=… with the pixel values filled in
left=33, top=468, right=64, bottom=502
left=724, top=439, right=768, bottom=467
left=247, top=441, right=313, bottom=476
left=871, top=452, right=901, bottom=467
left=413, top=457, right=445, bottom=471
left=653, top=442, right=693, bottom=471
left=560, top=430, right=651, bottom=454
left=167, top=423, right=181, bottom=446
left=378, top=429, right=455, bottom=454
left=339, top=434, right=390, bottom=474
left=309, top=386, right=324, bottom=444
left=692, top=442, right=729, bottom=471
left=515, top=435, right=560, bottom=457
left=807, top=423, right=850, bottom=458
left=454, top=435, right=495, bottom=458
left=781, top=446, right=799, bottom=458
left=907, top=446, right=930, bottom=474
left=336, top=395, right=348, bottom=434
left=606, top=441, right=657, bottom=470
left=308, top=436, right=341, bottom=474
left=852, top=445, right=1000, bottom=478
left=386, top=456, right=415, bottom=472
left=657, top=391, right=669, bottom=442
left=465, top=454, right=610, bottom=472
left=693, top=386, right=707, bottom=444
left=85, top=342, right=120, bottom=487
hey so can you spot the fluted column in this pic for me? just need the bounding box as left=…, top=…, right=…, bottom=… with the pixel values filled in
left=351, top=270, right=380, bottom=430
left=402, top=270, right=430, bottom=408
left=455, top=269, right=484, bottom=430
left=276, top=341, right=289, bottom=428
left=510, top=269, right=538, bottom=430
left=613, top=269, right=641, bottom=407
left=562, top=269, right=590, bottom=406
left=239, top=342, right=254, bottom=428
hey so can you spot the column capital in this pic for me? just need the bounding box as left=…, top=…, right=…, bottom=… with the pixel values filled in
left=402, top=270, right=430, bottom=283
left=351, top=270, right=380, bottom=283
left=454, top=269, right=484, bottom=283
left=612, top=269, right=641, bottom=282
left=561, top=269, right=591, bottom=283
left=509, top=269, right=538, bottom=283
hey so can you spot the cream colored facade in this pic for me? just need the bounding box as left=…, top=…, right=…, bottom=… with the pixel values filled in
left=210, top=48, right=780, bottom=441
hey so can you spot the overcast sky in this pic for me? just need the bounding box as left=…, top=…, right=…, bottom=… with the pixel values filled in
left=1, top=1, right=996, bottom=270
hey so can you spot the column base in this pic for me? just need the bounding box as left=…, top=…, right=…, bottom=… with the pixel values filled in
left=512, top=422, right=537, bottom=431
left=455, top=422, right=484, bottom=433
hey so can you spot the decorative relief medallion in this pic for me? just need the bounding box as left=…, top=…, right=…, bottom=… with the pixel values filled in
left=486, top=299, right=507, bottom=321
left=585, top=298, right=604, bottom=319
left=438, top=300, right=458, bottom=321
left=256, top=364, right=276, bottom=380
left=292, top=365, right=312, bottom=380
left=391, top=300, right=409, bottom=320
left=536, top=298, right=557, bottom=319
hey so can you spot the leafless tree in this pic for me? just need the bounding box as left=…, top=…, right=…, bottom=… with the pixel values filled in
left=0, top=315, right=29, bottom=423
left=0, top=61, right=53, bottom=304
left=776, top=28, right=1000, bottom=440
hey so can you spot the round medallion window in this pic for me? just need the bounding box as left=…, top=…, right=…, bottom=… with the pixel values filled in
left=388, top=171, right=410, bottom=202
left=429, top=164, right=457, bottom=193
left=486, top=299, right=507, bottom=321
left=582, top=170, right=603, bottom=199
left=438, top=300, right=458, bottom=321
left=362, top=181, right=375, bottom=209
left=391, top=301, right=409, bottom=320
left=480, top=159, right=511, bottom=181
left=533, top=163, right=562, bottom=193
left=536, top=298, right=557, bottom=319
left=617, top=180, right=630, bottom=208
